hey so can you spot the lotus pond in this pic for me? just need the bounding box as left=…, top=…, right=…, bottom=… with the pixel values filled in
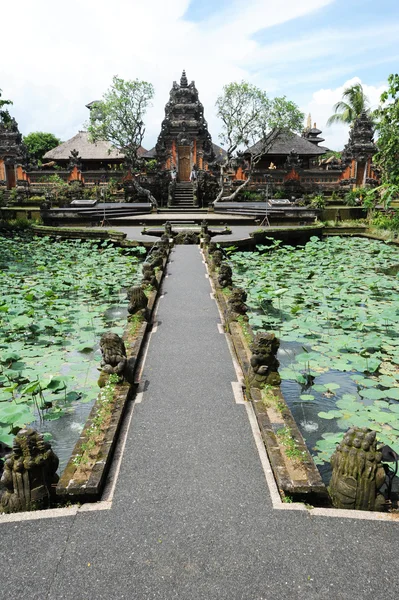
left=230, top=236, right=399, bottom=483
left=0, top=235, right=144, bottom=470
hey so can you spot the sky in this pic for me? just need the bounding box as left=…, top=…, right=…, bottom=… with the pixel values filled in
left=1, top=0, right=398, bottom=152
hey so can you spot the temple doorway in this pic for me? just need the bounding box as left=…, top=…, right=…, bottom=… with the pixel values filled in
left=5, top=164, right=16, bottom=189
left=178, top=146, right=191, bottom=181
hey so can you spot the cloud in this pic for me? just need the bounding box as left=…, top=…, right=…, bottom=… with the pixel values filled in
left=303, top=77, right=387, bottom=150
left=0, top=0, right=395, bottom=153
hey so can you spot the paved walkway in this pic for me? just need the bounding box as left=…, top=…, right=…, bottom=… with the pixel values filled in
left=1, top=247, right=399, bottom=600
left=117, top=225, right=258, bottom=243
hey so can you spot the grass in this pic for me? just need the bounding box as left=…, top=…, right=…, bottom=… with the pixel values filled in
left=236, top=315, right=253, bottom=344
left=276, top=426, right=307, bottom=462
left=72, top=374, right=119, bottom=470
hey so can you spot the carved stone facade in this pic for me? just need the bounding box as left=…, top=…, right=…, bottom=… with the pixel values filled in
left=328, top=427, right=386, bottom=511
left=0, top=117, right=29, bottom=189
left=340, top=111, right=379, bottom=188
left=155, top=71, right=215, bottom=181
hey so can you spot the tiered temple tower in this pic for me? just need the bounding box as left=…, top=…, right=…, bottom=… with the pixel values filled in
left=0, top=117, right=28, bottom=189
left=155, top=70, right=215, bottom=181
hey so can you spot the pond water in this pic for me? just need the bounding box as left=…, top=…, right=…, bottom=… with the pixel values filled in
left=230, top=236, right=399, bottom=485
left=0, top=235, right=144, bottom=472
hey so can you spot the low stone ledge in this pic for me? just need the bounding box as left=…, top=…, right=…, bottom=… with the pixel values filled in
left=204, top=249, right=329, bottom=504
left=56, top=249, right=169, bottom=502
left=32, top=225, right=127, bottom=242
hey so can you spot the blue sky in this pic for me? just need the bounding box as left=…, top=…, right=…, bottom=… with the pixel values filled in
left=1, top=0, right=398, bottom=150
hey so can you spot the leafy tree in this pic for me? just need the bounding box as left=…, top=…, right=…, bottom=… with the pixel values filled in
left=327, top=83, right=369, bottom=126
left=87, top=76, right=156, bottom=205
left=0, top=89, right=13, bottom=127
left=374, top=74, right=399, bottom=185
left=215, top=81, right=304, bottom=201
left=23, top=132, right=61, bottom=163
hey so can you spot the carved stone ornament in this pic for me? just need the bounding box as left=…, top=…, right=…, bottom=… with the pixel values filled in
left=127, top=286, right=148, bottom=316
left=0, top=428, right=59, bottom=513
left=142, top=262, right=157, bottom=288
left=99, top=332, right=127, bottom=376
left=227, top=287, right=248, bottom=319
left=248, top=332, right=281, bottom=388
left=328, top=427, right=386, bottom=511
left=218, top=262, right=233, bottom=288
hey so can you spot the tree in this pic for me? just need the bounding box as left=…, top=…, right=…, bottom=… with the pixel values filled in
left=327, top=83, right=369, bottom=126
left=87, top=76, right=156, bottom=204
left=23, top=132, right=61, bottom=163
left=374, top=74, right=399, bottom=185
left=215, top=82, right=304, bottom=202
left=0, top=89, right=13, bottom=127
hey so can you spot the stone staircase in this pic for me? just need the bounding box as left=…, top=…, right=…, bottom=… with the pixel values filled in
left=170, top=182, right=196, bottom=210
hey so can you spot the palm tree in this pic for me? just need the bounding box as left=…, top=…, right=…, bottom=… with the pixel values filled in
left=327, top=83, right=369, bottom=126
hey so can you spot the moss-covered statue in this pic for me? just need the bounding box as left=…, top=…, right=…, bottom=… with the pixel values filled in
left=212, top=250, right=223, bottom=268
left=0, top=429, right=59, bottom=513
left=99, top=332, right=135, bottom=387
left=227, top=287, right=248, bottom=321
left=127, top=285, right=148, bottom=319
left=248, top=332, right=281, bottom=388
left=142, top=262, right=157, bottom=288
left=164, top=221, right=173, bottom=237
left=329, top=427, right=386, bottom=511
left=218, top=262, right=233, bottom=288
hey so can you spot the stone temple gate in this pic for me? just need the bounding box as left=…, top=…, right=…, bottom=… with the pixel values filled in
left=152, top=70, right=216, bottom=180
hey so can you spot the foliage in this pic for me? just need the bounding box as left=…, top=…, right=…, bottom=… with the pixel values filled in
left=0, top=236, right=144, bottom=451
left=273, top=189, right=285, bottom=199
left=344, top=187, right=368, bottom=206
left=309, top=194, right=325, bottom=209
left=327, top=83, right=370, bottom=126
left=321, top=150, right=342, bottom=161
left=87, top=76, right=154, bottom=169
left=23, top=132, right=61, bottom=163
left=371, top=209, right=399, bottom=232
left=374, top=74, right=399, bottom=185
left=0, top=89, right=12, bottom=126
left=230, top=236, right=399, bottom=465
left=145, top=159, right=158, bottom=173
left=215, top=82, right=304, bottom=201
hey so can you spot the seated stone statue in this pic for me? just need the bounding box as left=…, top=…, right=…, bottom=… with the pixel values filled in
left=218, top=262, right=233, bottom=288
left=127, top=286, right=148, bottom=318
left=0, top=429, right=59, bottom=513
left=227, top=287, right=248, bottom=320
left=248, top=332, right=281, bottom=388
left=100, top=332, right=127, bottom=375
left=141, top=262, right=157, bottom=288
left=329, top=427, right=386, bottom=511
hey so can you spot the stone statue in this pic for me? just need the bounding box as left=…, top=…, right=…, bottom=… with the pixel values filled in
left=148, top=251, right=163, bottom=268
left=248, top=333, right=281, bottom=388
left=208, top=242, right=218, bottom=255
left=218, top=262, right=233, bottom=288
left=142, top=262, right=157, bottom=288
left=0, top=429, right=59, bottom=513
left=164, top=221, right=173, bottom=237
left=99, top=332, right=127, bottom=378
left=212, top=250, right=223, bottom=268
left=127, top=286, right=148, bottom=318
left=200, top=219, right=208, bottom=235
left=329, top=427, right=386, bottom=511
left=227, top=287, right=248, bottom=320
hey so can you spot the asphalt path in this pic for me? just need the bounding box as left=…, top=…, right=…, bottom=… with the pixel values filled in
left=1, top=247, right=399, bottom=600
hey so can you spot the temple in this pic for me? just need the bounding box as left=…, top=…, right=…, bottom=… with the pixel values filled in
left=0, top=72, right=380, bottom=209
left=144, top=70, right=218, bottom=179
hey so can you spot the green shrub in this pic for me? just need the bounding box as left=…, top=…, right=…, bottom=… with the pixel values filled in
left=310, top=194, right=325, bottom=209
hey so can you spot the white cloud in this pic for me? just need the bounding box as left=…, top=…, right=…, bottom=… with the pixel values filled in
left=0, top=0, right=394, bottom=153
left=303, top=77, right=387, bottom=150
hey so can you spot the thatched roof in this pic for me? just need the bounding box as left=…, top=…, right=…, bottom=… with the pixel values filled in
left=43, top=131, right=147, bottom=161
left=248, top=131, right=328, bottom=157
